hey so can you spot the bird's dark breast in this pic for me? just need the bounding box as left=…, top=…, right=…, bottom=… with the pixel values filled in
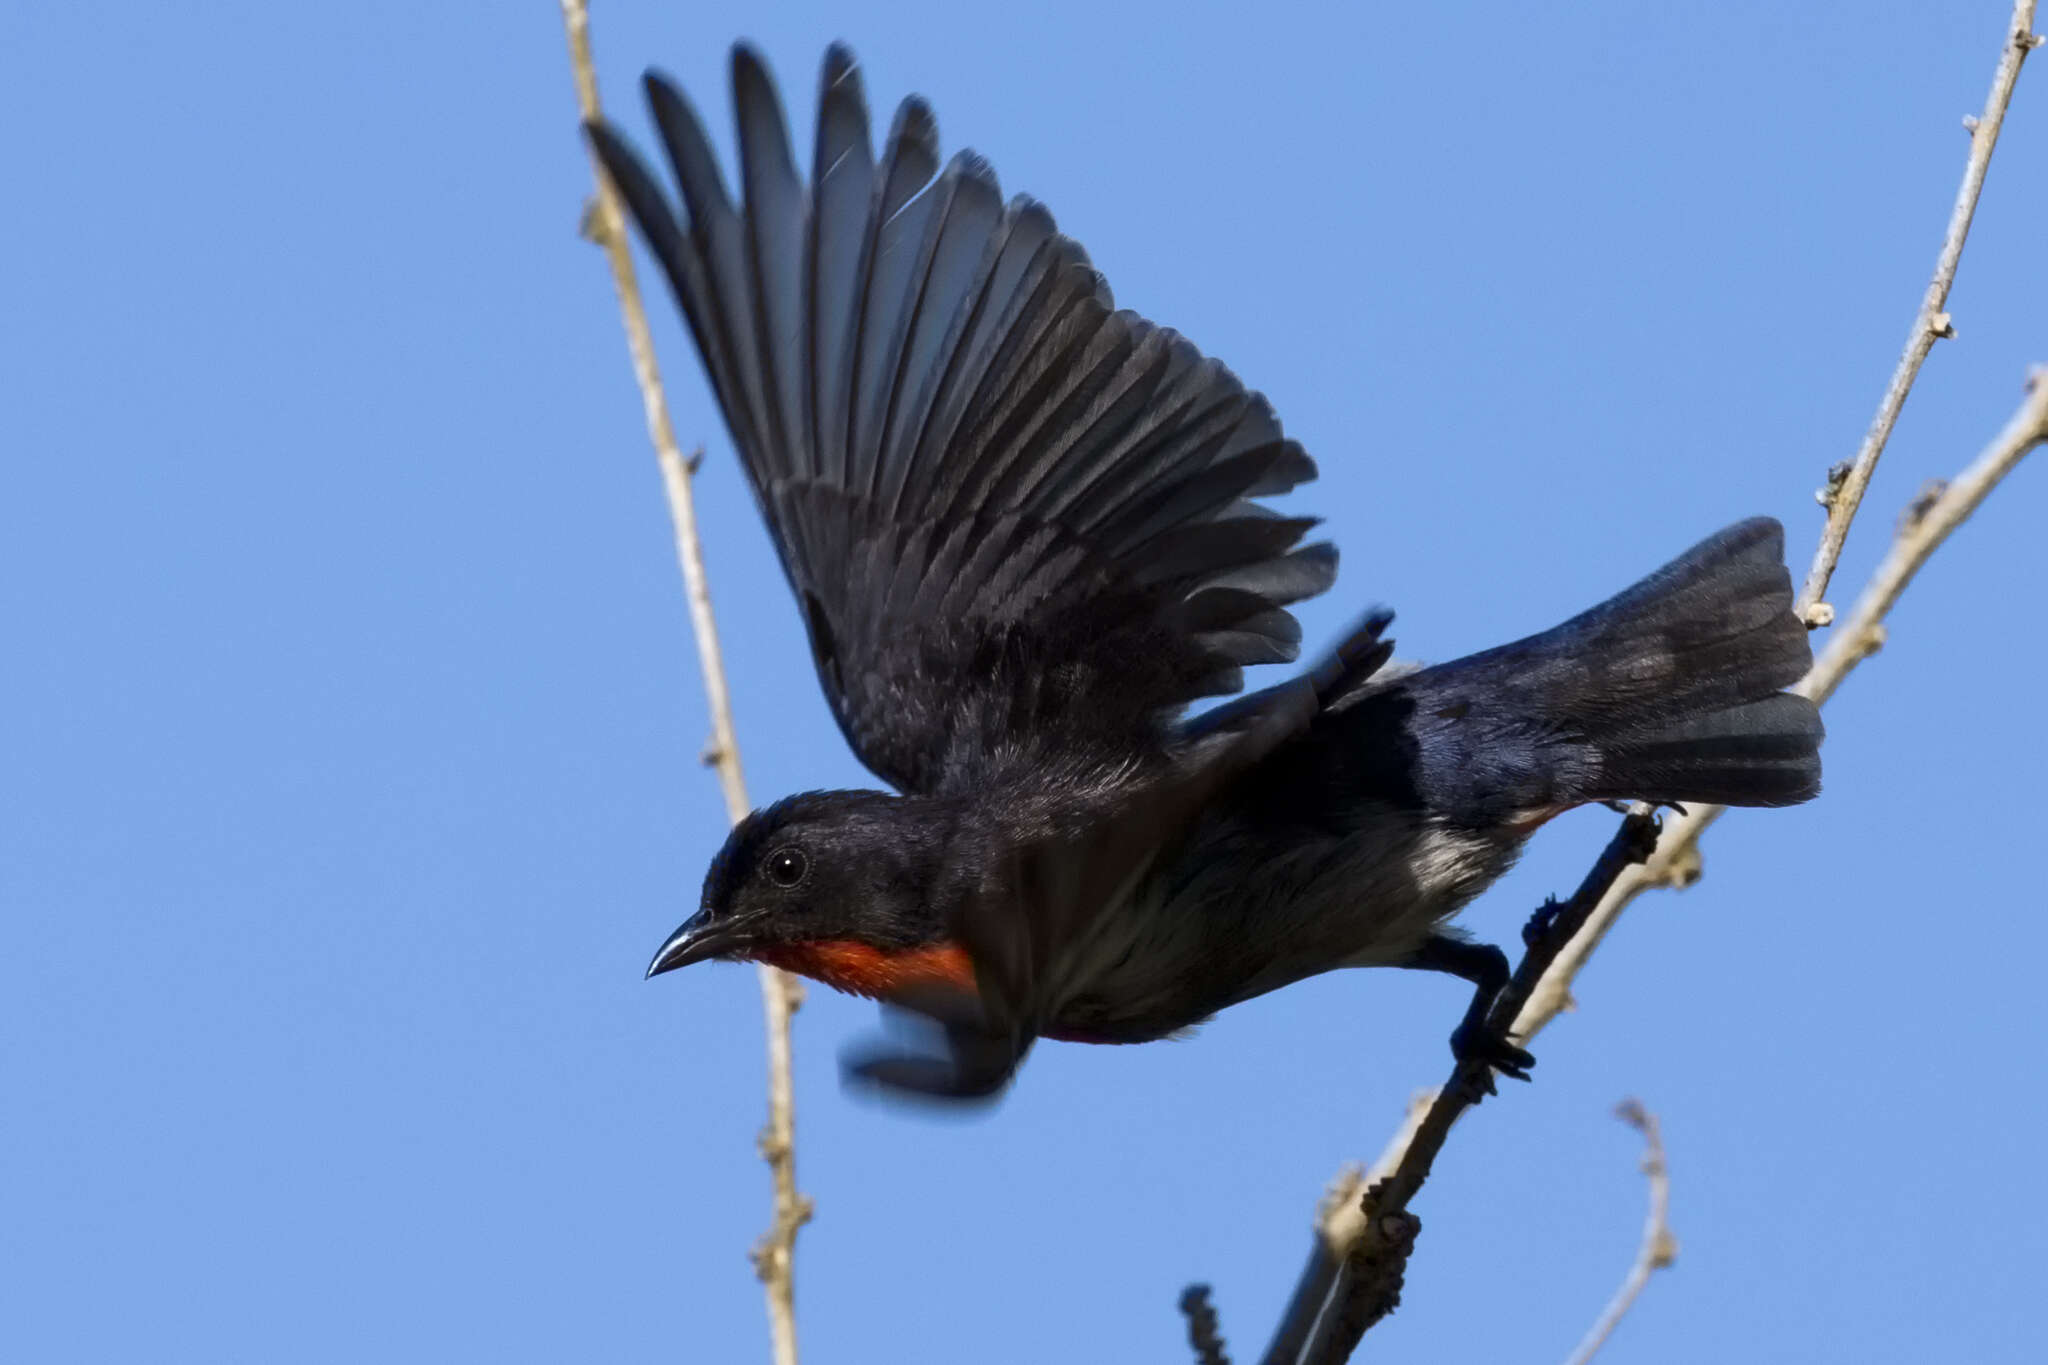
left=1020, top=784, right=1522, bottom=1047
left=1038, top=1014, right=1192, bottom=1046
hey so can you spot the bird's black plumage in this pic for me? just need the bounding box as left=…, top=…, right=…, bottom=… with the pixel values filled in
left=587, top=45, right=1332, bottom=799
left=603, top=44, right=1823, bottom=1102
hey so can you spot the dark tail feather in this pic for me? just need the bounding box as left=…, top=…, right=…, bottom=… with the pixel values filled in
left=1592, top=691, right=1821, bottom=807
left=1380, top=518, right=1823, bottom=819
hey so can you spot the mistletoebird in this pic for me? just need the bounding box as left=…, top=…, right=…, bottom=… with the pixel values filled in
left=587, top=43, right=1823, bottom=1101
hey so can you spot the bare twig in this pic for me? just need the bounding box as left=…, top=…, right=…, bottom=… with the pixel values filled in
left=1563, top=1100, right=1678, bottom=1365
left=1259, top=1096, right=1433, bottom=1365
left=558, top=5, right=808, bottom=1362
left=1511, top=7, right=2046, bottom=1035
left=1282, top=364, right=2046, bottom=1364
left=1511, top=361, right=2048, bottom=1030
left=1296, top=814, right=1665, bottom=1365
left=1262, top=3, right=2043, bottom=1347
left=1299, top=1202, right=1418, bottom=1360
left=1797, top=0, right=2039, bottom=619
left=1514, top=367, right=2048, bottom=1043
left=1516, top=1, right=2047, bottom=1016
left=1800, top=368, right=2048, bottom=703
left=1181, top=1285, right=1233, bottom=1365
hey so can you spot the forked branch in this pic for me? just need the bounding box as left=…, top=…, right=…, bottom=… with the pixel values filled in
left=1798, top=0, right=2042, bottom=616
left=1246, top=6, right=2042, bottom=1359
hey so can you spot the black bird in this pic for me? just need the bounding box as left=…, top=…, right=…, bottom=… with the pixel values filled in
left=588, top=44, right=1823, bottom=1100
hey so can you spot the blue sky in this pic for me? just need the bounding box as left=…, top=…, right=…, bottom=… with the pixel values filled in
left=5, top=3, right=2044, bottom=1361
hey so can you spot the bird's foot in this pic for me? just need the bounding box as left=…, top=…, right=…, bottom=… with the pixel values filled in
left=1449, top=1018, right=1536, bottom=1093
left=1522, top=896, right=1563, bottom=947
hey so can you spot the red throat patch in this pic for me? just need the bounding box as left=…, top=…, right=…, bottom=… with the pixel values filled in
left=752, top=938, right=979, bottom=1004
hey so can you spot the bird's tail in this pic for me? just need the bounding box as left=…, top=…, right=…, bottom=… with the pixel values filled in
left=1362, top=518, right=1823, bottom=820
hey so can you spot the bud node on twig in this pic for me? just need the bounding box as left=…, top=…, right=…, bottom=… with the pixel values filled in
left=577, top=196, right=611, bottom=247
left=1815, top=459, right=1854, bottom=509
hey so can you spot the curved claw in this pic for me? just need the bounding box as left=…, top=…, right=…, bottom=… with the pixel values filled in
left=1449, top=1019, right=1536, bottom=1088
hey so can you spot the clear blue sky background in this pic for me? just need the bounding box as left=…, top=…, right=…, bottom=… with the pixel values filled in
left=5, top=3, right=2044, bottom=1361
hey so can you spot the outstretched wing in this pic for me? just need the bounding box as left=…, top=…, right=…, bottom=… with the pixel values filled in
left=587, top=44, right=1335, bottom=795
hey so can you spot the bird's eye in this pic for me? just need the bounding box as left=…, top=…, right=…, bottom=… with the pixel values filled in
left=763, top=846, right=809, bottom=889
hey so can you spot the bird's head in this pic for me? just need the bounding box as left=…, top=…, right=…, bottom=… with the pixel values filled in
left=644, top=789, right=976, bottom=1004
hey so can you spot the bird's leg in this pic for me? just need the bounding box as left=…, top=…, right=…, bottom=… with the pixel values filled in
left=1398, top=934, right=1535, bottom=1085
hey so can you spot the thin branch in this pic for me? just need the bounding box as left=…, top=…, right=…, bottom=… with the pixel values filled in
left=1265, top=2, right=2043, bottom=1335
left=1513, top=369, right=2048, bottom=1045
left=1296, top=813, right=1666, bottom=1365
left=1181, top=1285, right=1233, bottom=1365
left=1794, top=369, right=2048, bottom=710
left=558, top=5, right=808, bottom=1363
left=1796, top=0, right=2040, bottom=619
left=1493, top=0, right=2042, bottom=1074
left=1563, top=1100, right=1678, bottom=1365
left=1286, top=360, right=2046, bottom=1365
left=1259, top=1095, right=1432, bottom=1365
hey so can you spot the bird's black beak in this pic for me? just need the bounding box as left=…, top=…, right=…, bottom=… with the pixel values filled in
left=645, top=909, right=752, bottom=979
